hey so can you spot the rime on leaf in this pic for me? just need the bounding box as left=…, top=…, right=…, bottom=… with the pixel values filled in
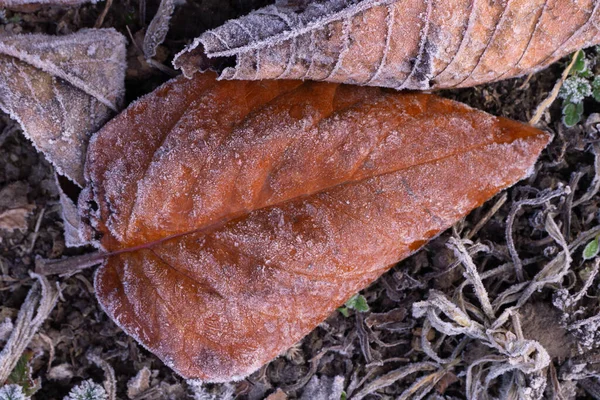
left=143, top=0, right=176, bottom=60
left=0, top=29, right=127, bottom=186
left=174, top=0, right=600, bottom=89
left=55, top=174, right=88, bottom=247
left=81, top=72, right=550, bottom=382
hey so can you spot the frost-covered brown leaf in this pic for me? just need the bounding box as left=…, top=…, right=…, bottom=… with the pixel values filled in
left=0, top=29, right=127, bottom=186
left=174, top=0, right=600, bottom=90
left=79, top=71, right=550, bottom=382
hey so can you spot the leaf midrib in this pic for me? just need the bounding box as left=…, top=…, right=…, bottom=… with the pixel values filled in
left=107, top=126, right=544, bottom=256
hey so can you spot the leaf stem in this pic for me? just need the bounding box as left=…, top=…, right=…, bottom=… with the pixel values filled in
left=35, top=251, right=107, bottom=276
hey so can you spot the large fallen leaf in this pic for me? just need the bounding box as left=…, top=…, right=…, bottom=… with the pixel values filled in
left=80, top=72, right=550, bottom=382
left=174, top=0, right=600, bottom=89
left=0, top=29, right=127, bottom=186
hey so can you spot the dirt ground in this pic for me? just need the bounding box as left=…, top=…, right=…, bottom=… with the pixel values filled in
left=1, top=1, right=600, bottom=399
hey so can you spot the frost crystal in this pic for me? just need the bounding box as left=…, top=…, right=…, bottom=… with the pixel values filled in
left=187, top=380, right=235, bottom=400
left=63, top=380, right=107, bottom=400
left=175, top=0, right=600, bottom=91
left=0, top=385, right=27, bottom=400
left=559, top=76, right=592, bottom=103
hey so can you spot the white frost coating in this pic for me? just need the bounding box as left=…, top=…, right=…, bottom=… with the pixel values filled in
left=174, top=0, right=600, bottom=89
left=87, top=74, right=551, bottom=382
left=0, top=29, right=126, bottom=111
left=63, top=379, right=108, bottom=400
left=177, top=0, right=394, bottom=59
left=0, top=29, right=127, bottom=187
left=55, top=173, right=89, bottom=247
left=0, top=384, right=27, bottom=400
left=559, top=76, right=592, bottom=103
left=143, top=0, right=177, bottom=59
left=397, top=0, right=433, bottom=90
left=92, top=264, right=268, bottom=383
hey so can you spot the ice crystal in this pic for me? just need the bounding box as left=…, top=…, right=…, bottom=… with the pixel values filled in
left=63, top=380, right=107, bottom=400
left=559, top=76, right=592, bottom=104
left=0, top=385, right=27, bottom=400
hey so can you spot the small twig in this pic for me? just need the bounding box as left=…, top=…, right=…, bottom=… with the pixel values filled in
left=146, top=58, right=178, bottom=77
left=0, top=274, right=59, bottom=383
left=356, top=312, right=374, bottom=364
left=517, top=73, right=534, bottom=91
left=564, top=171, right=583, bottom=240
left=281, top=346, right=345, bottom=392
left=448, top=238, right=495, bottom=320
left=574, top=143, right=600, bottom=207
left=35, top=251, right=106, bottom=276
left=125, top=26, right=178, bottom=77
left=94, top=0, right=113, bottom=28
left=529, top=50, right=580, bottom=126
left=38, top=332, right=55, bottom=373
left=506, top=187, right=568, bottom=282
left=466, top=193, right=507, bottom=240
left=571, top=258, right=600, bottom=305
left=548, top=362, right=563, bottom=400
left=28, top=207, right=45, bottom=253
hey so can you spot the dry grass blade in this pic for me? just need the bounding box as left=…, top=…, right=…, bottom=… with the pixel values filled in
left=564, top=258, right=600, bottom=309
left=413, top=291, right=485, bottom=339
left=351, top=362, right=439, bottom=400
left=35, top=251, right=105, bottom=276
left=506, top=186, right=569, bottom=282
left=529, top=50, right=581, bottom=126
left=87, top=354, right=116, bottom=400
left=420, top=319, right=468, bottom=365
left=466, top=193, right=507, bottom=240
left=506, top=212, right=573, bottom=313
left=447, top=237, right=494, bottom=320
left=573, top=143, right=600, bottom=207
left=396, top=366, right=456, bottom=400
left=0, top=273, right=59, bottom=383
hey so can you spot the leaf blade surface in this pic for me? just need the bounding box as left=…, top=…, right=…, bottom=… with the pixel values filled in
left=0, top=29, right=127, bottom=186
left=174, top=0, right=600, bottom=89
left=84, top=72, right=550, bottom=381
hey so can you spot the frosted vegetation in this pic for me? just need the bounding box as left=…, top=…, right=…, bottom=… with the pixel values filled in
left=1, top=0, right=600, bottom=398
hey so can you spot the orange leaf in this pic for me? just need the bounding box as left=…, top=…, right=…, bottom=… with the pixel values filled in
left=81, top=72, right=550, bottom=381
left=174, top=0, right=600, bottom=89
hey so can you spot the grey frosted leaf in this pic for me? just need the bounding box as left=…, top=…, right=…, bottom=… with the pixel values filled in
left=143, top=0, right=176, bottom=60
left=174, top=0, right=600, bottom=90
left=0, top=29, right=127, bottom=186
